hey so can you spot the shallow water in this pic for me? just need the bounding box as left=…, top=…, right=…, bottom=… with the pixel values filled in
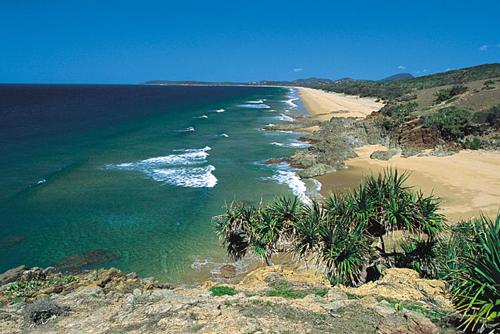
left=0, top=84, right=312, bottom=284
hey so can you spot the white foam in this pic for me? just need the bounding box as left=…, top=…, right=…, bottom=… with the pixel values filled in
left=220, top=133, right=229, bottom=138
left=284, top=98, right=298, bottom=108
left=37, top=179, right=46, bottom=185
left=176, top=126, right=195, bottom=132
left=262, top=164, right=310, bottom=204
left=246, top=99, right=266, bottom=104
left=149, top=165, right=217, bottom=188
left=195, top=115, right=208, bottom=119
left=105, top=147, right=216, bottom=188
left=238, top=103, right=271, bottom=109
left=278, top=113, right=295, bottom=122
left=270, top=140, right=310, bottom=148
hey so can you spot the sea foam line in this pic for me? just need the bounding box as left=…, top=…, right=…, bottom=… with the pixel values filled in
left=104, top=147, right=217, bottom=188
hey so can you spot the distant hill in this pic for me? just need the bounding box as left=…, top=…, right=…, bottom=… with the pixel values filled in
left=145, top=63, right=500, bottom=101
left=380, top=73, right=414, bottom=83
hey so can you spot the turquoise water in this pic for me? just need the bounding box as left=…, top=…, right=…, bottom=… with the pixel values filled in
left=0, top=85, right=313, bottom=284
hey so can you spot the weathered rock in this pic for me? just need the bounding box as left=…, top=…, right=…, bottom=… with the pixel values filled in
left=377, top=310, right=439, bottom=334
left=0, top=265, right=456, bottom=334
left=220, top=265, right=237, bottom=279
left=95, top=268, right=123, bottom=288
left=21, top=267, right=46, bottom=281
left=298, top=163, right=337, bottom=178
left=341, top=268, right=453, bottom=311
left=370, top=149, right=399, bottom=160
left=0, top=265, right=26, bottom=286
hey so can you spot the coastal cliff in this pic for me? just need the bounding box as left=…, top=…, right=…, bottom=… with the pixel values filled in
left=0, top=265, right=456, bottom=333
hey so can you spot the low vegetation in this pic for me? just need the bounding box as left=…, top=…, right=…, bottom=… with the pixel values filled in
left=209, top=286, right=239, bottom=296
left=265, top=280, right=328, bottom=299
left=214, top=170, right=500, bottom=332
left=433, top=85, right=467, bottom=104
left=3, top=275, right=77, bottom=302
left=422, top=106, right=475, bottom=140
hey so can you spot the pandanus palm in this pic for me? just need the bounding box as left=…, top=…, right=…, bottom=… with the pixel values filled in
left=318, top=218, right=369, bottom=286
left=453, top=214, right=500, bottom=332
left=214, top=201, right=255, bottom=260
left=293, top=200, right=325, bottom=258
left=267, top=196, right=303, bottom=237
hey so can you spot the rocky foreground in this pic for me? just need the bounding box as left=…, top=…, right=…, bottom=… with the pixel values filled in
left=0, top=265, right=458, bottom=333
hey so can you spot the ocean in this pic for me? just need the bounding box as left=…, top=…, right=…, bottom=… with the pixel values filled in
left=0, top=84, right=316, bottom=284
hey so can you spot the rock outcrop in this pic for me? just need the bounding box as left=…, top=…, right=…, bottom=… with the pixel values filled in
left=0, top=265, right=457, bottom=333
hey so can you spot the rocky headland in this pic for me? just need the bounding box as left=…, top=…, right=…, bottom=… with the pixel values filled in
left=0, top=265, right=458, bottom=333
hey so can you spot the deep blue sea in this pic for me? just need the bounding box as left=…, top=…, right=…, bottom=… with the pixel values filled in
left=0, top=84, right=316, bottom=284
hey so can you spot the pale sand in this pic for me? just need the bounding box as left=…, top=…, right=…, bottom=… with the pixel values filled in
left=297, top=87, right=385, bottom=121
left=316, top=145, right=500, bottom=222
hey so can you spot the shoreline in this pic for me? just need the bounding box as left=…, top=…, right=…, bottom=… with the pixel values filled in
left=295, top=87, right=500, bottom=222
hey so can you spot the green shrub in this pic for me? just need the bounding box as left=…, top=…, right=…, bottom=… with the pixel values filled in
left=3, top=275, right=77, bottom=302
left=483, top=80, right=495, bottom=90
left=449, top=215, right=500, bottom=332
left=379, top=102, right=417, bottom=129
left=215, top=169, right=445, bottom=287
left=209, top=286, right=239, bottom=296
left=434, top=85, right=467, bottom=103
left=422, top=107, right=474, bottom=140
left=463, top=137, right=482, bottom=150
left=265, top=280, right=328, bottom=299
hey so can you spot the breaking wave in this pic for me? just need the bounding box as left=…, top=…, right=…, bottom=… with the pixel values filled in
left=104, top=147, right=217, bottom=188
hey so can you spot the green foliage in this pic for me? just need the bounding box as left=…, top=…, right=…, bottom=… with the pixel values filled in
left=434, top=85, right=467, bottom=103
left=422, top=107, right=474, bottom=140
left=265, top=280, right=328, bottom=299
left=3, top=275, right=77, bottom=302
left=209, top=286, right=239, bottom=296
left=379, top=102, right=417, bottom=129
left=374, top=296, right=453, bottom=324
left=449, top=214, right=500, bottom=332
left=305, top=64, right=500, bottom=100
left=478, top=105, right=500, bottom=128
left=483, top=80, right=495, bottom=90
left=214, top=197, right=303, bottom=266
left=215, top=169, right=445, bottom=287
left=463, top=137, right=482, bottom=150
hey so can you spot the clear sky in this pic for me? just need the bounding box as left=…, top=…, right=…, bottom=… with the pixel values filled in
left=1, top=0, right=499, bottom=84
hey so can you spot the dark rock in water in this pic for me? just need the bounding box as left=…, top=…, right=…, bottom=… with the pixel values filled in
left=55, top=249, right=121, bottom=272
left=0, top=265, right=27, bottom=286
left=219, top=265, right=237, bottom=279
left=370, top=149, right=399, bottom=161
left=0, top=235, right=26, bottom=250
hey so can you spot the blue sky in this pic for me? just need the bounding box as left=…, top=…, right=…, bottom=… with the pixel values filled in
left=1, top=0, right=499, bottom=83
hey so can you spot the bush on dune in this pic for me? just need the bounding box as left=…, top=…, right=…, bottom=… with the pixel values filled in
left=422, top=106, right=474, bottom=140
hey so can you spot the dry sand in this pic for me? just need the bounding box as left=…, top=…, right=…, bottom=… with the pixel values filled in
left=316, top=145, right=500, bottom=222
left=297, top=87, right=385, bottom=120
left=296, top=87, right=500, bottom=222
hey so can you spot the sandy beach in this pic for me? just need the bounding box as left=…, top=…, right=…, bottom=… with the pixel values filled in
left=297, top=87, right=385, bottom=121
left=298, top=87, right=500, bottom=222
